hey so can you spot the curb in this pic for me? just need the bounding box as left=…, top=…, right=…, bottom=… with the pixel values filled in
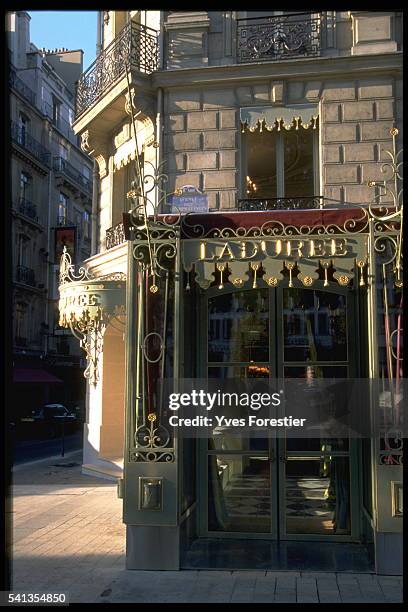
left=12, top=448, right=82, bottom=472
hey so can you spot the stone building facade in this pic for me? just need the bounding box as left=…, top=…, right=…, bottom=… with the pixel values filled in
left=61, top=11, right=402, bottom=574
left=7, top=11, right=94, bottom=414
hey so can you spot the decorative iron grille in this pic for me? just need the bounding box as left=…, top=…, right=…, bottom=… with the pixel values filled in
left=106, top=222, right=126, bottom=250
left=238, top=196, right=325, bottom=211
left=237, top=12, right=321, bottom=63
left=75, top=21, right=158, bottom=118
left=10, top=121, right=51, bottom=168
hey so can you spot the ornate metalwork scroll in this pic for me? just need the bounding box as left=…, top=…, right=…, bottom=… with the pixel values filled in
left=367, top=127, right=403, bottom=289
left=366, top=128, right=403, bottom=465
left=58, top=248, right=126, bottom=386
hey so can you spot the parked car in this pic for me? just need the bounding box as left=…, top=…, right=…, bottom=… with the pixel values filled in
left=29, top=404, right=78, bottom=438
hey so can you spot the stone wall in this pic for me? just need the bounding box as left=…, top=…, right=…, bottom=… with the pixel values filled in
left=163, top=73, right=400, bottom=210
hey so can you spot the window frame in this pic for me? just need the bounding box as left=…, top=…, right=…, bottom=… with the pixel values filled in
left=240, top=121, right=320, bottom=200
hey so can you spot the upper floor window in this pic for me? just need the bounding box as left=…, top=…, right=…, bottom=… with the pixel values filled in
left=82, top=166, right=90, bottom=180
left=83, top=211, right=91, bottom=239
left=59, top=143, right=68, bottom=160
left=18, top=113, right=29, bottom=145
left=58, top=192, right=68, bottom=223
left=17, top=233, right=31, bottom=267
left=241, top=105, right=319, bottom=205
left=14, top=301, right=29, bottom=345
left=19, top=171, right=31, bottom=202
left=52, top=97, right=61, bottom=125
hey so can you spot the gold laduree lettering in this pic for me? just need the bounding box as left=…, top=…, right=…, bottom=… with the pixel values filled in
left=198, top=238, right=348, bottom=261
left=60, top=292, right=101, bottom=308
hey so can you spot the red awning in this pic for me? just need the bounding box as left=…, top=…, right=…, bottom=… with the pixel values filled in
left=123, top=207, right=383, bottom=240
left=13, top=368, right=63, bottom=384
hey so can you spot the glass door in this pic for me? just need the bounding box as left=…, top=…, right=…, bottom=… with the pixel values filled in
left=199, top=284, right=359, bottom=541
left=201, top=287, right=278, bottom=537
left=277, top=287, right=360, bottom=540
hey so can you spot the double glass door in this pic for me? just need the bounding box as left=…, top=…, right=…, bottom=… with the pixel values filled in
left=199, top=285, right=360, bottom=540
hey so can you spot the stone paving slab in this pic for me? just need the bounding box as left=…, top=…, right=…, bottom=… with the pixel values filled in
left=9, top=453, right=403, bottom=604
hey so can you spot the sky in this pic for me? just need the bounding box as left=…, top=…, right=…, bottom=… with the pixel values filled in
left=28, top=11, right=98, bottom=71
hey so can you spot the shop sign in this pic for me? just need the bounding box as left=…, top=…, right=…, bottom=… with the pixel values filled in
left=197, top=237, right=349, bottom=261
left=55, top=226, right=76, bottom=261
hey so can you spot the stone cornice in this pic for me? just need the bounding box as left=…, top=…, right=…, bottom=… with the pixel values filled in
left=152, top=52, right=403, bottom=89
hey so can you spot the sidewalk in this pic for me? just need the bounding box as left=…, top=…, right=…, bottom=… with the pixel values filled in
left=9, top=452, right=403, bottom=603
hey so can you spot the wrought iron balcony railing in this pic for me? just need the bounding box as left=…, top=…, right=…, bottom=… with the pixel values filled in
left=10, top=121, right=51, bottom=168
left=237, top=196, right=325, bottom=211
left=53, top=157, right=92, bottom=194
left=16, top=265, right=36, bottom=287
left=237, top=12, right=321, bottom=64
left=106, top=222, right=126, bottom=250
left=9, top=69, right=36, bottom=105
left=76, top=20, right=159, bottom=118
left=18, top=198, right=39, bottom=222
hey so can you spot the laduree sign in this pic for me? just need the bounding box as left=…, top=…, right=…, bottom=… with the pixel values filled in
left=181, top=234, right=368, bottom=289
left=170, top=185, right=208, bottom=214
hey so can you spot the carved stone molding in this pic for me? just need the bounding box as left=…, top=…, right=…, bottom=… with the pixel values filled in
left=80, top=129, right=109, bottom=179
left=125, top=87, right=156, bottom=125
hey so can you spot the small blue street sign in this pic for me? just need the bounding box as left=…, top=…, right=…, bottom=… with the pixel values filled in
left=169, top=185, right=208, bottom=213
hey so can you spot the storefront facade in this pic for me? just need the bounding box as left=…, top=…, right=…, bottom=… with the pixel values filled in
left=60, top=11, right=403, bottom=573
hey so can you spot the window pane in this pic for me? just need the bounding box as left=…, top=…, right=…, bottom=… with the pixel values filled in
left=246, top=130, right=277, bottom=198
left=283, top=289, right=348, bottom=362
left=285, top=457, right=351, bottom=535
left=284, top=129, right=315, bottom=198
left=208, top=290, right=269, bottom=363
left=208, top=454, right=270, bottom=532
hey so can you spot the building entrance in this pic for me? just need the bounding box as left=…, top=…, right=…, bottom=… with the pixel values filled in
left=198, top=284, right=361, bottom=541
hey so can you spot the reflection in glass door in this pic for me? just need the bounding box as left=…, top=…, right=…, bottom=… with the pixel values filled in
left=201, top=285, right=358, bottom=540
left=279, top=287, right=355, bottom=538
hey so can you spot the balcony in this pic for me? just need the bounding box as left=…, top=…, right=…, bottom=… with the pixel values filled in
left=75, top=21, right=158, bottom=118
left=106, top=222, right=126, bottom=250
left=9, top=69, right=36, bottom=106
left=17, top=198, right=39, bottom=222
left=53, top=157, right=92, bottom=195
left=237, top=196, right=325, bottom=211
left=237, top=12, right=321, bottom=64
left=11, top=121, right=51, bottom=168
left=16, top=265, right=36, bottom=287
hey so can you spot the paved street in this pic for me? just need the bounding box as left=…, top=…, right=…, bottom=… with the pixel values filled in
left=8, top=451, right=403, bottom=604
